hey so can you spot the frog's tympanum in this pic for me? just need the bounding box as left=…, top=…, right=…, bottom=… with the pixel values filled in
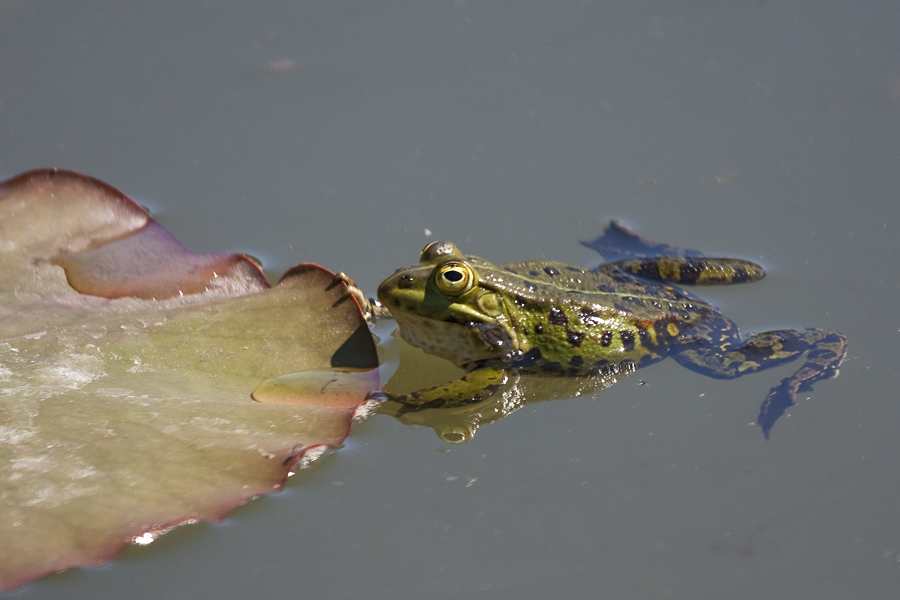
left=372, top=223, right=847, bottom=440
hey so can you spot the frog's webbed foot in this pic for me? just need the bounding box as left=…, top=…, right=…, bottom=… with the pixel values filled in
left=674, top=328, right=847, bottom=438
left=756, top=331, right=847, bottom=438
left=377, top=367, right=508, bottom=415
left=599, top=257, right=765, bottom=285
left=331, top=272, right=391, bottom=325
left=581, top=221, right=704, bottom=261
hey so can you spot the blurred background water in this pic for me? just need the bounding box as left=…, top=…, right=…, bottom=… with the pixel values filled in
left=2, top=2, right=899, bottom=598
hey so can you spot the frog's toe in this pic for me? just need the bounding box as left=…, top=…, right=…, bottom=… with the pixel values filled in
left=331, top=272, right=387, bottom=324
left=756, top=378, right=801, bottom=439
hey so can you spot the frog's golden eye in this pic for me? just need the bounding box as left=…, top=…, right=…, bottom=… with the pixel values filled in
left=435, top=261, right=475, bottom=295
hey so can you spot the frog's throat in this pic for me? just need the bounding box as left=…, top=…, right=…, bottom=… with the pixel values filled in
left=392, top=312, right=516, bottom=368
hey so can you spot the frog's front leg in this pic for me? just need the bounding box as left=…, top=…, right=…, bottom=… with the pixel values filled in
left=673, top=325, right=847, bottom=438
left=331, top=272, right=391, bottom=324
left=378, top=367, right=508, bottom=414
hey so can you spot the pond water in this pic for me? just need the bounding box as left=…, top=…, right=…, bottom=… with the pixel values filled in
left=2, top=2, right=899, bottom=598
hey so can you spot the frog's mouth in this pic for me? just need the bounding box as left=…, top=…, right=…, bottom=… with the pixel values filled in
left=391, top=311, right=514, bottom=368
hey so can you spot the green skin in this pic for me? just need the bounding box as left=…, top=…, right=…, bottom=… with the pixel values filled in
left=376, top=241, right=847, bottom=438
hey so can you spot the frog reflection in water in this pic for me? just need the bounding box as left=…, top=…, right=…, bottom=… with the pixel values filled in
left=366, top=224, right=846, bottom=440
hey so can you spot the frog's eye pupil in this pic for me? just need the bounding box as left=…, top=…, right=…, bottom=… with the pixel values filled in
left=444, top=270, right=463, bottom=282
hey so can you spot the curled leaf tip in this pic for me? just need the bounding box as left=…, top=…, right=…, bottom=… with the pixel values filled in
left=1, top=169, right=270, bottom=300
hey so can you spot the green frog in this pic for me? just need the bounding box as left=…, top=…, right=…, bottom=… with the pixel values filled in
left=371, top=224, right=847, bottom=438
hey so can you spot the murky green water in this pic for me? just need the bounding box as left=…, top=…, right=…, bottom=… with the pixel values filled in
left=2, top=2, right=899, bottom=598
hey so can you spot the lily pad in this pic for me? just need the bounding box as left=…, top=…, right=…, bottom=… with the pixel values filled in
left=0, top=169, right=379, bottom=591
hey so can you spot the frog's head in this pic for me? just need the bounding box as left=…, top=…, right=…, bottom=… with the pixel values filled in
left=377, top=241, right=520, bottom=367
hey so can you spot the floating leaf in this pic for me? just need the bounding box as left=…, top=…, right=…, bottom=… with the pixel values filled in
left=0, top=170, right=379, bottom=591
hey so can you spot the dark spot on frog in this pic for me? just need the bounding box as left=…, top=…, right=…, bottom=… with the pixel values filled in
left=548, top=307, right=568, bottom=326
left=600, top=331, right=613, bottom=347
left=525, top=282, right=537, bottom=292
left=569, top=355, right=584, bottom=368
left=529, top=270, right=540, bottom=277
left=567, top=328, right=585, bottom=347
left=534, top=323, right=544, bottom=334
left=398, top=274, right=416, bottom=289
left=637, top=327, right=653, bottom=349
left=678, top=260, right=705, bottom=282
left=620, top=330, right=636, bottom=351
left=543, top=266, right=560, bottom=276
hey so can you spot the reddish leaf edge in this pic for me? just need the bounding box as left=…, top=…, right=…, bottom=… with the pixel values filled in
left=1, top=168, right=270, bottom=300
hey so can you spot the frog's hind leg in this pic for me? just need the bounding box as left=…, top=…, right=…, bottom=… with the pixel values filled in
left=600, top=256, right=765, bottom=285
left=673, top=322, right=847, bottom=438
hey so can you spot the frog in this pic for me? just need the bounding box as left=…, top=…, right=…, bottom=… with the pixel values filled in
left=369, top=223, right=847, bottom=439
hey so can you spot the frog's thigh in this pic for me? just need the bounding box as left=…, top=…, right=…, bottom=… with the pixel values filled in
left=383, top=367, right=508, bottom=410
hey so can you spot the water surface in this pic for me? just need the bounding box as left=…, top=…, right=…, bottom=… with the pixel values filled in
left=2, top=2, right=899, bottom=598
